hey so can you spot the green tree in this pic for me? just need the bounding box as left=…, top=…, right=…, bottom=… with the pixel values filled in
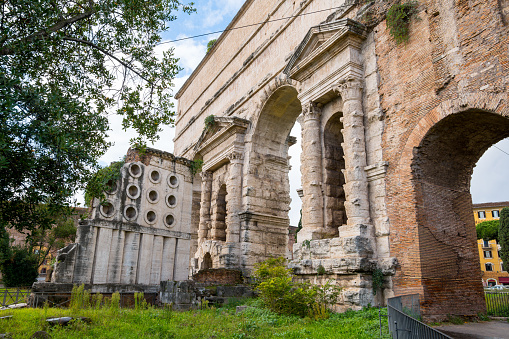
left=1, top=246, right=39, bottom=287
left=476, top=219, right=499, bottom=241
left=0, top=0, right=195, bottom=237
left=28, top=211, right=79, bottom=269
left=499, top=208, right=509, bottom=267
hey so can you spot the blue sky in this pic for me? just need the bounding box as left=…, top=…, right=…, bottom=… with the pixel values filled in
left=93, top=1, right=509, bottom=224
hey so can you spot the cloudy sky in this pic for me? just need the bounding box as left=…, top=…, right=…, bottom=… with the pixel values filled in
left=95, top=0, right=509, bottom=225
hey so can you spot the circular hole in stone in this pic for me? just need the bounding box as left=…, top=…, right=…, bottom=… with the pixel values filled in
left=168, top=175, right=178, bottom=187
left=167, top=195, right=177, bottom=207
left=125, top=206, right=137, bottom=220
left=129, top=163, right=141, bottom=177
left=150, top=170, right=160, bottom=183
left=165, top=214, right=175, bottom=227
left=105, top=179, right=118, bottom=194
left=100, top=202, right=115, bottom=217
left=127, top=185, right=139, bottom=199
left=146, top=211, right=156, bottom=223
left=148, top=190, right=158, bottom=202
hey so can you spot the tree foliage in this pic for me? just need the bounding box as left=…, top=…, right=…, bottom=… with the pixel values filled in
left=476, top=219, right=499, bottom=241
left=0, top=0, right=194, bottom=234
left=499, top=208, right=509, bottom=267
left=27, top=211, right=79, bottom=269
left=1, top=246, right=39, bottom=287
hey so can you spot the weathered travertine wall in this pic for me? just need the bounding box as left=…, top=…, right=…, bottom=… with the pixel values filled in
left=50, top=148, right=194, bottom=289
left=174, top=0, right=395, bottom=311
left=173, top=0, right=509, bottom=320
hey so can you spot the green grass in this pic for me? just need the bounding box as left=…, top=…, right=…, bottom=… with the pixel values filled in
left=0, top=302, right=391, bottom=338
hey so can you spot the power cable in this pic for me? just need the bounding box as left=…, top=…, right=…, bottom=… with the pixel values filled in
left=157, top=5, right=348, bottom=45
left=494, top=145, right=509, bottom=157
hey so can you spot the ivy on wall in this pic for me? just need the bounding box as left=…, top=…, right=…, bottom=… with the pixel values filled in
left=84, top=160, right=125, bottom=206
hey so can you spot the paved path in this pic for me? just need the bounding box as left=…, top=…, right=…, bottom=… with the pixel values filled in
left=434, top=321, right=509, bottom=339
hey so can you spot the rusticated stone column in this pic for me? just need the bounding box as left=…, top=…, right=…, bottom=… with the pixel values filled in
left=198, top=171, right=213, bottom=244
left=333, top=77, right=370, bottom=226
left=226, top=152, right=243, bottom=243
left=298, top=102, right=324, bottom=241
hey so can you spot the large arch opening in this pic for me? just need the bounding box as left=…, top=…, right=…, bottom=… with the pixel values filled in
left=411, top=109, right=509, bottom=317
left=242, top=84, right=302, bottom=266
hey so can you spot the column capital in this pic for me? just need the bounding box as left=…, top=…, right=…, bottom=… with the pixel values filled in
left=200, top=170, right=213, bottom=181
left=227, top=151, right=244, bottom=163
left=301, top=101, right=322, bottom=121
left=333, top=77, right=364, bottom=102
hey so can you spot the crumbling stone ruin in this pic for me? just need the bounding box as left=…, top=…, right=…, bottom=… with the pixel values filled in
left=47, top=148, right=194, bottom=293
left=41, top=0, right=509, bottom=321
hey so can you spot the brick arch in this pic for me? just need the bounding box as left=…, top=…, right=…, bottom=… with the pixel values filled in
left=390, top=93, right=509, bottom=320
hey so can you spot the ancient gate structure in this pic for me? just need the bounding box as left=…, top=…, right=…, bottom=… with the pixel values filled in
left=173, top=0, right=509, bottom=320
left=42, top=0, right=509, bottom=321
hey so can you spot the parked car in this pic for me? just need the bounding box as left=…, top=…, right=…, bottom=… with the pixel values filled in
left=489, top=285, right=507, bottom=290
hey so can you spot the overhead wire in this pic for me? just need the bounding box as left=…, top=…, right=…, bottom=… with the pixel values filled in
left=493, top=145, right=509, bottom=157
left=157, top=5, right=348, bottom=45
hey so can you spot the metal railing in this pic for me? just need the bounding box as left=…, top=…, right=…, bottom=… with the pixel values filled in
left=485, top=291, right=509, bottom=316
left=0, top=288, right=30, bottom=307
left=387, top=295, right=452, bottom=339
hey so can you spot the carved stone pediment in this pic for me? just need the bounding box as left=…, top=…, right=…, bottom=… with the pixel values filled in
left=194, top=117, right=250, bottom=154
left=284, top=19, right=366, bottom=83
left=194, top=117, right=250, bottom=171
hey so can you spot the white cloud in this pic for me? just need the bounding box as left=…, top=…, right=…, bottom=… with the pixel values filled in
left=191, top=0, right=246, bottom=29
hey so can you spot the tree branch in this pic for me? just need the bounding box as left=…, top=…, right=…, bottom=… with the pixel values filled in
left=0, top=7, right=96, bottom=56
left=62, top=36, right=152, bottom=85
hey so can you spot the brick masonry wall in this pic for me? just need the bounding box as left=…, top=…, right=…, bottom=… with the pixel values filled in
left=192, top=268, right=244, bottom=286
left=373, top=0, right=509, bottom=320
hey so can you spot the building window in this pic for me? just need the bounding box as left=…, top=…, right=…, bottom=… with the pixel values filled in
left=483, top=239, right=490, bottom=248
left=478, top=211, right=486, bottom=219
left=484, top=250, right=493, bottom=258
left=493, top=210, right=500, bottom=218
left=502, top=263, right=505, bottom=272
left=486, top=263, right=494, bottom=271
left=40, top=267, right=47, bottom=274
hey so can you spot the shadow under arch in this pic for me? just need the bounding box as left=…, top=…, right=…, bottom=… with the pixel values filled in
left=411, top=109, right=509, bottom=317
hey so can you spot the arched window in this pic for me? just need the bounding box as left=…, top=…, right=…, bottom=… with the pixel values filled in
left=202, top=253, right=212, bottom=270
left=212, top=184, right=227, bottom=242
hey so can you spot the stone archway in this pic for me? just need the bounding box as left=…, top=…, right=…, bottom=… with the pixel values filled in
left=240, top=82, right=302, bottom=271
left=387, top=103, right=509, bottom=320
left=410, top=109, right=509, bottom=318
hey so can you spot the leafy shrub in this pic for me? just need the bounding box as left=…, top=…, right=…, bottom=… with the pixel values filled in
left=1, top=246, right=39, bottom=287
left=386, top=1, right=419, bottom=44
left=253, top=257, right=341, bottom=318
